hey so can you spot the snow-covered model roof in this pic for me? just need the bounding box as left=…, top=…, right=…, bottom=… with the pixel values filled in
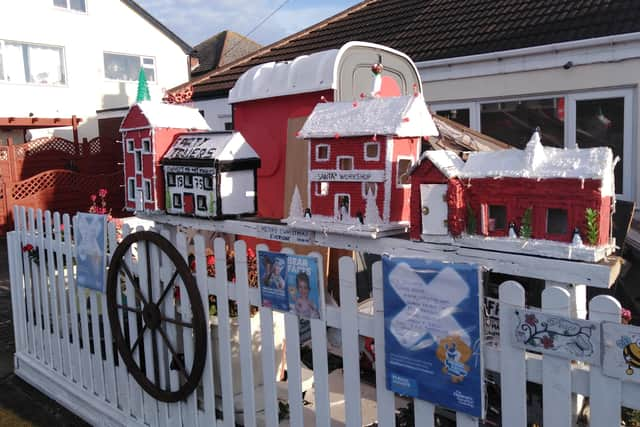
left=412, top=150, right=465, bottom=178
left=298, top=94, right=439, bottom=138
left=163, top=131, right=258, bottom=162
left=121, top=101, right=211, bottom=131
left=228, top=41, right=421, bottom=103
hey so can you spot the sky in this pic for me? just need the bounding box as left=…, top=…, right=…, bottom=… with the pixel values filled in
left=135, top=0, right=363, bottom=48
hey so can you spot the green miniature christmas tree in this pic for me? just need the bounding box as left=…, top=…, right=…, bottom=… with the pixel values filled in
left=466, top=203, right=476, bottom=234
left=520, top=207, right=533, bottom=239
left=585, top=208, right=599, bottom=245
left=136, top=68, right=151, bottom=102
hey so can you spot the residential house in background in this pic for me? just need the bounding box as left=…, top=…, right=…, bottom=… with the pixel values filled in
left=168, top=0, right=640, bottom=208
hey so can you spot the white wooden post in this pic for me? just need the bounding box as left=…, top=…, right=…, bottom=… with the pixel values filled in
left=589, top=295, right=622, bottom=426
left=499, top=280, right=527, bottom=427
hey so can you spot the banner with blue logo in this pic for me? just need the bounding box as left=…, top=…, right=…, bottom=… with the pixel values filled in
left=383, top=256, right=483, bottom=417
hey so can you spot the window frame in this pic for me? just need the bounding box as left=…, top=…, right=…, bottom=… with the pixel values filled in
left=134, top=150, right=142, bottom=173
left=337, top=155, right=354, bottom=171
left=143, top=179, right=153, bottom=202
left=488, top=204, right=507, bottom=232
left=314, top=182, right=329, bottom=196
left=545, top=207, right=570, bottom=236
left=396, top=156, right=413, bottom=188
left=53, top=0, right=87, bottom=12
left=125, top=139, right=134, bottom=153
left=172, top=193, right=183, bottom=209
left=127, top=178, right=135, bottom=202
left=364, top=142, right=380, bottom=161
left=0, top=39, right=67, bottom=86
left=203, top=175, right=213, bottom=191
left=141, top=138, right=151, bottom=154
left=196, top=195, right=207, bottom=211
left=316, top=144, right=330, bottom=162
left=103, top=52, right=156, bottom=82
left=184, top=174, right=193, bottom=188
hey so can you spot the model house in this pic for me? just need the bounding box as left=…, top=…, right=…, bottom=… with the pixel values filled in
left=161, top=131, right=260, bottom=218
left=120, top=102, right=210, bottom=212
left=410, top=130, right=616, bottom=261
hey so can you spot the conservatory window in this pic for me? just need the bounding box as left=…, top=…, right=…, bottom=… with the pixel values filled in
left=0, top=40, right=66, bottom=85
left=104, top=52, right=155, bottom=82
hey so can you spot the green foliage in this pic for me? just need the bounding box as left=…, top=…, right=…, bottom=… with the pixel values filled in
left=585, top=208, right=599, bottom=245
left=520, top=207, right=533, bottom=239
left=466, top=203, right=476, bottom=234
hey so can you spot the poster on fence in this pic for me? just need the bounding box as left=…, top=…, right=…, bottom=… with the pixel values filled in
left=510, top=308, right=600, bottom=365
left=383, top=256, right=483, bottom=418
left=602, top=322, right=640, bottom=383
left=76, top=213, right=107, bottom=292
left=483, top=297, right=500, bottom=348
left=258, top=251, right=322, bottom=319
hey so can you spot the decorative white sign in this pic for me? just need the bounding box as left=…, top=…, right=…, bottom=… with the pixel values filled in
left=602, top=322, right=640, bottom=383
left=257, top=224, right=313, bottom=244
left=164, top=165, right=215, bottom=175
left=309, top=169, right=385, bottom=182
left=510, top=308, right=600, bottom=365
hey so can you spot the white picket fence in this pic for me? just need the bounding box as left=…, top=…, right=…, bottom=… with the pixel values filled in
left=7, top=206, right=640, bottom=427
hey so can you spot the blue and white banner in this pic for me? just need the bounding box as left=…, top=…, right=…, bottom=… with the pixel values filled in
left=76, top=213, right=107, bottom=292
left=383, top=256, right=483, bottom=417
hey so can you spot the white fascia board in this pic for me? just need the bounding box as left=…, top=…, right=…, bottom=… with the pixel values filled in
left=416, top=32, right=640, bottom=82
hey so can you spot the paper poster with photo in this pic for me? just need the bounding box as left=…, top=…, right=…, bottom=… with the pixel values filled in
left=285, top=254, right=321, bottom=320
left=483, top=297, right=500, bottom=348
left=383, top=256, right=484, bottom=418
left=258, top=250, right=289, bottom=312
left=76, top=212, right=107, bottom=292
left=602, top=322, right=640, bottom=383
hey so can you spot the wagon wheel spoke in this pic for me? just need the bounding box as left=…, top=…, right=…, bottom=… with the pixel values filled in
left=155, top=269, right=179, bottom=307
left=131, top=325, right=148, bottom=354
left=120, top=261, right=149, bottom=306
left=161, top=316, right=193, bottom=329
left=158, top=326, right=189, bottom=380
left=117, top=304, right=142, bottom=314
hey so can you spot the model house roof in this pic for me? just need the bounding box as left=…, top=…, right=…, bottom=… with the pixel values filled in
left=299, top=94, right=438, bottom=138
left=120, top=102, right=210, bottom=131
left=192, top=31, right=261, bottom=77
left=172, top=0, right=640, bottom=99
left=414, top=150, right=465, bottom=179
left=163, top=132, right=259, bottom=163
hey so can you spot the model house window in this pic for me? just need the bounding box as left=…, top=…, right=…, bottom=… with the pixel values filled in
left=396, top=158, right=412, bottom=186
left=134, top=151, right=142, bottom=173
left=184, top=174, right=193, bottom=188
left=547, top=208, right=568, bottom=234
left=142, top=138, right=151, bottom=154
left=197, top=195, right=207, bottom=211
left=364, top=142, right=379, bottom=161
left=143, top=180, right=152, bottom=202
left=0, top=40, right=66, bottom=85
left=104, top=53, right=155, bottom=82
left=337, top=156, right=353, bottom=170
left=126, top=139, right=134, bottom=153
left=53, top=0, right=86, bottom=12
left=362, top=182, right=377, bottom=198
left=315, top=182, right=329, bottom=196
left=127, top=178, right=135, bottom=201
left=488, top=205, right=507, bottom=231
left=173, top=194, right=182, bottom=209
left=316, top=144, right=330, bottom=162
left=167, top=173, right=176, bottom=187
left=203, top=176, right=213, bottom=190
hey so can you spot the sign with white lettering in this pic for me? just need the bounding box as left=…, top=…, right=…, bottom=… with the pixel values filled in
left=163, top=165, right=215, bottom=175
left=257, top=224, right=313, bottom=244
left=309, top=169, right=385, bottom=182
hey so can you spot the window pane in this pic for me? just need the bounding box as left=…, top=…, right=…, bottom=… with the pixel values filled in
left=144, top=181, right=151, bottom=200
left=3, top=42, right=26, bottom=83
left=547, top=208, right=568, bottom=234
left=104, top=53, right=140, bottom=81
left=53, top=0, right=67, bottom=7
left=576, top=97, right=624, bottom=193
left=173, top=194, right=182, bottom=208
left=338, top=157, right=353, bottom=170
left=143, top=67, right=155, bottom=82
left=436, top=108, right=470, bottom=127
left=27, top=44, right=65, bottom=84
left=197, top=195, right=207, bottom=210
left=69, top=0, right=86, bottom=11
left=481, top=98, right=565, bottom=148
left=143, top=57, right=154, bottom=66
left=489, top=205, right=506, bottom=231
left=397, top=159, right=412, bottom=185
left=365, top=143, right=379, bottom=159
left=317, top=145, right=329, bottom=160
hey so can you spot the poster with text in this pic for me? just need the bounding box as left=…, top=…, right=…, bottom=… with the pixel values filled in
left=602, top=322, right=640, bottom=383
left=383, top=256, right=483, bottom=418
left=258, top=251, right=289, bottom=311
left=76, top=213, right=107, bottom=292
left=285, top=254, right=321, bottom=320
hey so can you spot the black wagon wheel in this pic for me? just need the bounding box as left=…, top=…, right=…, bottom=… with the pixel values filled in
left=106, top=231, right=207, bottom=402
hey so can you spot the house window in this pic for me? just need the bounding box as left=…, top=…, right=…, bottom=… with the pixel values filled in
left=362, top=182, right=377, bottom=198
left=197, top=195, right=207, bottom=211
left=134, top=151, right=142, bottom=173
left=0, top=40, right=66, bottom=85
left=126, top=139, right=134, bottom=153
left=396, top=158, right=412, bottom=187
left=104, top=52, right=155, bottom=82
left=337, top=156, right=353, bottom=170
left=435, top=108, right=471, bottom=127
left=166, top=173, right=176, bottom=187
left=143, top=179, right=152, bottom=202
left=488, top=205, right=507, bottom=231
left=127, top=178, right=135, bottom=201
left=184, top=174, right=193, bottom=188
left=364, top=142, right=379, bottom=161
left=315, top=182, right=329, bottom=196
left=316, top=144, right=330, bottom=162
left=53, top=0, right=86, bottom=12
left=173, top=194, right=182, bottom=209
left=547, top=208, right=568, bottom=235
left=203, top=175, right=213, bottom=190
left=142, top=138, right=151, bottom=154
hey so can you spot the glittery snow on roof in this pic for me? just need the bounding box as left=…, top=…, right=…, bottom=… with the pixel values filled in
left=163, top=131, right=258, bottom=162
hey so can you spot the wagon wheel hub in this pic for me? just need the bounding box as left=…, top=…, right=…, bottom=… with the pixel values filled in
left=142, top=303, right=162, bottom=330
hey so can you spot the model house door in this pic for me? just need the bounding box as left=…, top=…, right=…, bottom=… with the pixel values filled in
left=335, top=194, right=350, bottom=221
left=420, top=184, right=448, bottom=234
left=135, top=189, right=144, bottom=211
left=183, top=193, right=195, bottom=214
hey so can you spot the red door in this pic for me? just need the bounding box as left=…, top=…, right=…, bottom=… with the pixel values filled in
left=183, top=193, right=195, bottom=214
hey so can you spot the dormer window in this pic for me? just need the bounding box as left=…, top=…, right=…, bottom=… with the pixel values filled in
left=54, top=0, right=86, bottom=12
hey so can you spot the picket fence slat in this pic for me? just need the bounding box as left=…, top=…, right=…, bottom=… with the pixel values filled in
left=35, top=210, right=54, bottom=368
left=310, top=251, right=331, bottom=427
left=102, top=222, right=120, bottom=408
left=53, top=212, right=71, bottom=378
left=63, top=213, right=82, bottom=384
left=7, top=230, right=26, bottom=355
left=339, top=256, right=363, bottom=427
left=28, top=209, right=45, bottom=362
left=44, top=211, right=63, bottom=373
left=413, top=401, right=435, bottom=427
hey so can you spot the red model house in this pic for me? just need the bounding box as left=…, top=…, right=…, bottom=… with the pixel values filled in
left=288, top=94, right=438, bottom=235
left=410, top=130, right=616, bottom=261
left=120, top=101, right=210, bottom=212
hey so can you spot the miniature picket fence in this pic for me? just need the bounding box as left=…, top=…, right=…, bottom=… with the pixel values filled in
left=7, top=206, right=640, bottom=427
